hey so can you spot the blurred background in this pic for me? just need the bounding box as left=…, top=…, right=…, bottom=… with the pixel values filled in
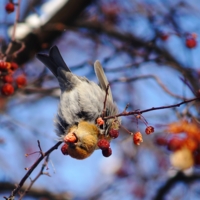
left=1, top=0, right=200, bottom=199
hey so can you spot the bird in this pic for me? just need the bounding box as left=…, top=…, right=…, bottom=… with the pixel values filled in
left=36, top=46, right=120, bottom=159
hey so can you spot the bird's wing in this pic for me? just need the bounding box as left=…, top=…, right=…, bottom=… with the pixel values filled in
left=94, top=60, right=113, bottom=102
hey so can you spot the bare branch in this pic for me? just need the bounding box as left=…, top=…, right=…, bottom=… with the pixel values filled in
left=19, top=155, right=50, bottom=200
left=153, top=171, right=200, bottom=200
left=8, top=141, right=62, bottom=199
left=111, top=74, right=186, bottom=100
left=104, top=97, right=200, bottom=120
left=73, top=19, right=199, bottom=92
left=1, top=182, right=71, bottom=200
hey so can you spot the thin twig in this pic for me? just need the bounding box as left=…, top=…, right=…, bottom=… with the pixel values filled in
left=37, top=140, right=44, bottom=157
left=102, top=84, right=110, bottom=118
left=104, top=97, right=200, bottom=120
left=12, top=40, right=25, bottom=58
left=111, top=74, right=186, bottom=100
left=122, top=104, right=129, bottom=113
left=120, top=124, right=133, bottom=135
left=8, top=141, right=62, bottom=199
left=19, top=155, right=50, bottom=200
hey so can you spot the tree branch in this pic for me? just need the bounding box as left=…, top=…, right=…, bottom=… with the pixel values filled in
left=154, top=171, right=200, bottom=200
left=104, top=97, right=200, bottom=120
left=8, top=141, right=62, bottom=199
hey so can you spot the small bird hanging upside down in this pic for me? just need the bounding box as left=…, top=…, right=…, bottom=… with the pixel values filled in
left=37, top=46, right=120, bottom=159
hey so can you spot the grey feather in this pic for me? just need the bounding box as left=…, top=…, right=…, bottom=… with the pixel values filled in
left=94, top=60, right=113, bottom=102
left=57, top=68, right=78, bottom=91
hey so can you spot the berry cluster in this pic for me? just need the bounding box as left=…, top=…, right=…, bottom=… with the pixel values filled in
left=133, top=126, right=154, bottom=145
left=97, top=128, right=119, bottom=157
left=159, top=31, right=198, bottom=49
left=97, top=138, right=112, bottom=157
left=155, top=120, right=200, bottom=169
left=0, top=61, right=27, bottom=96
left=60, top=115, right=155, bottom=159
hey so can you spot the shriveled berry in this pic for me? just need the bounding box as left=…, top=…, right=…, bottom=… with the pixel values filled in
left=145, top=126, right=154, bottom=135
left=16, top=75, right=27, bottom=88
left=102, top=147, right=112, bottom=157
left=3, top=75, right=13, bottom=83
left=109, top=129, right=119, bottom=139
left=61, top=143, right=69, bottom=155
left=133, top=132, right=143, bottom=145
left=1, top=83, right=14, bottom=95
left=186, top=38, right=197, bottom=49
left=5, top=3, right=15, bottom=13
left=97, top=139, right=110, bottom=150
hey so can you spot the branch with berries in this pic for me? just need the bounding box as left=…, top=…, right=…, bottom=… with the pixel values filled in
left=6, top=91, right=200, bottom=199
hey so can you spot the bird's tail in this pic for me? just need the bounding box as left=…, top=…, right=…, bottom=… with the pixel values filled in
left=36, top=46, right=71, bottom=77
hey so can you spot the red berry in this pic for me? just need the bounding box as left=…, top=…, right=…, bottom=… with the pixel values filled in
left=167, top=137, right=183, bottom=151
left=102, top=147, right=112, bottom=157
left=16, top=75, right=27, bottom=88
left=194, top=153, right=200, bottom=166
left=109, top=129, right=119, bottom=139
left=116, top=168, right=128, bottom=177
left=10, top=62, right=18, bottom=71
left=186, top=38, right=197, bottom=49
left=97, top=139, right=110, bottom=150
left=96, top=117, right=104, bottom=126
left=155, top=137, right=167, bottom=146
left=61, top=143, right=69, bottom=155
left=145, top=126, right=154, bottom=135
left=1, top=83, right=14, bottom=95
left=5, top=3, right=15, bottom=13
left=64, top=132, right=77, bottom=143
left=0, top=61, right=8, bottom=71
left=160, top=33, right=169, bottom=41
left=3, top=75, right=13, bottom=83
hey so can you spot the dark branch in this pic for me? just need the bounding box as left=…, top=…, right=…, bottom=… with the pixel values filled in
left=154, top=171, right=200, bottom=200
left=104, top=97, right=200, bottom=120
left=8, top=141, right=62, bottom=199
